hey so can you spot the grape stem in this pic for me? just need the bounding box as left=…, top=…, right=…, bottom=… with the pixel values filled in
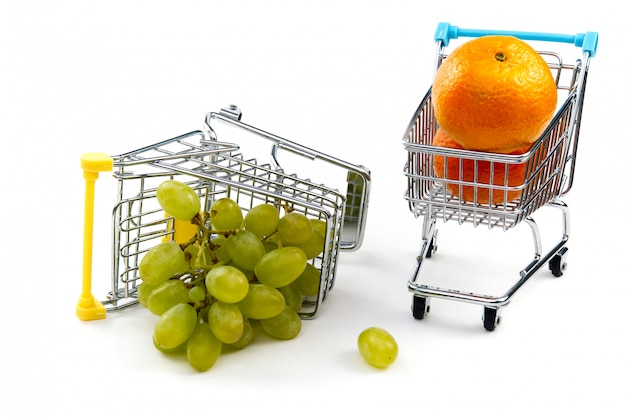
left=281, top=202, right=294, bottom=213
left=210, top=228, right=239, bottom=237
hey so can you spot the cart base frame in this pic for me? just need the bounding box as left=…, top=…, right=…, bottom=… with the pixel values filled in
left=408, top=199, right=569, bottom=331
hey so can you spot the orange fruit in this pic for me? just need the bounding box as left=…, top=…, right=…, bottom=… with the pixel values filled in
left=432, top=128, right=529, bottom=205
left=432, top=35, right=557, bottom=153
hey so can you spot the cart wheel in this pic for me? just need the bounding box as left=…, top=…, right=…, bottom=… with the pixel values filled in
left=483, top=307, right=500, bottom=332
left=412, top=296, right=429, bottom=320
left=549, top=247, right=568, bottom=277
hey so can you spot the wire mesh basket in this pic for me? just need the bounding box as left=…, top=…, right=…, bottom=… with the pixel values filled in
left=403, top=23, right=598, bottom=330
left=78, top=105, right=370, bottom=320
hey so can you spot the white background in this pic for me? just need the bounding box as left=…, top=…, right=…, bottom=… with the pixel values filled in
left=1, top=1, right=622, bottom=416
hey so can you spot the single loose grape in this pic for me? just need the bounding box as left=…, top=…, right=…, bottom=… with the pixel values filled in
left=277, top=212, right=312, bottom=245
left=244, top=203, right=280, bottom=238
left=156, top=179, right=201, bottom=222
left=254, top=246, right=308, bottom=288
left=210, top=198, right=243, bottom=231
left=186, top=322, right=222, bottom=372
left=139, top=241, right=188, bottom=286
left=205, top=265, right=249, bottom=303
left=357, top=327, right=398, bottom=368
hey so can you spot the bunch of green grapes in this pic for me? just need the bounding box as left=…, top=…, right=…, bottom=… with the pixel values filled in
left=137, top=179, right=325, bottom=372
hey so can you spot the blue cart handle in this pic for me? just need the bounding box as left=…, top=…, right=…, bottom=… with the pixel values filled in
left=435, top=22, right=598, bottom=57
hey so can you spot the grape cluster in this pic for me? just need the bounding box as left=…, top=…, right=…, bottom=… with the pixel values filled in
left=137, top=179, right=324, bottom=372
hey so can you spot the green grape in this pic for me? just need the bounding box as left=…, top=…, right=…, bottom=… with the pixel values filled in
left=137, top=282, right=157, bottom=308
left=186, top=322, right=222, bottom=372
left=311, top=219, right=333, bottom=252
left=310, top=219, right=327, bottom=236
left=224, top=230, right=266, bottom=271
left=226, top=263, right=254, bottom=287
left=260, top=306, right=302, bottom=340
left=153, top=303, right=198, bottom=350
left=188, top=286, right=206, bottom=304
left=153, top=334, right=186, bottom=354
left=147, top=279, right=191, bottom=315
left=277, top=212, right=313, bottom=245
left=211, top=235, right=229, bottom=262
left=208, top=301, right=244, bottom=344
left=139, top=241, right=188, bottom=286
left=357, top=327, right=399, bottom=368
left=212, top=235, right=227, bottom=246
left=236, top=283, right=285, bottom=320
left=295, top=228, right=324, bottom=259
left=254, top=246, right=307, bottom=288
left=294, top=263, right=321, bottom=297
left=199, top=305, right=210, bottom=323
left=209, top=197, right=243, bottom=231
left=279, top=282, right=303, bottom=312
left=156, top=179, right=201, bottom=222
left=205, top=265, right=249, bottom=303
left=228, top=317, right=254, bottom=350
left=184, top=244, right=199, bottom=268
left=228, top=261, right=254, bottom=279
left=244, top=203, right=279, bottom=238
left=262, top=240, right=279, bottom=253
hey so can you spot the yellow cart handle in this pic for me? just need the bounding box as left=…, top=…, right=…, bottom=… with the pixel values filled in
left=77, top=152, right=113, bottom=320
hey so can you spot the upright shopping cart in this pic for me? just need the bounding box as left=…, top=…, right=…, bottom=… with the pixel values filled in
left=403, top=23, right=598, bottom=330
left=78, top=105, right=370, bottom=321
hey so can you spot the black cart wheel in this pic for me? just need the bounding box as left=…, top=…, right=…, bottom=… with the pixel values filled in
left=549, top=247, right=568, bottom=277
left=483, top=307, right=500, bottom=331
left=412, top=296, right=429, bottom=320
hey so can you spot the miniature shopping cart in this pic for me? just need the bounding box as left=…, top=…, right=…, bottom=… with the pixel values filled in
left=78, top=105, right=370, bottom=321
left=403, top=23, right=598, bottom=330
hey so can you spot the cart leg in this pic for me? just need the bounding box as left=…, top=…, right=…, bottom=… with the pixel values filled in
left=547, top=200, right=570, bottom=277
left=77, top=152, right=113, bottom=321
left=408, top=215, right=437, bottom=320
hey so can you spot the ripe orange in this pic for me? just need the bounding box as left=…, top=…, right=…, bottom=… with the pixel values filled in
left=432, top=128, right=529, bottom=205
left=432, top=35, right=557, bottom=153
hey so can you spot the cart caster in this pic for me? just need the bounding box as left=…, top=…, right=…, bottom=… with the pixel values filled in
left=483, top=307, right=501, bottom=331
left=549, top=247, right=568, bottom=277
left=412, top=296, right=430, bottom=320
